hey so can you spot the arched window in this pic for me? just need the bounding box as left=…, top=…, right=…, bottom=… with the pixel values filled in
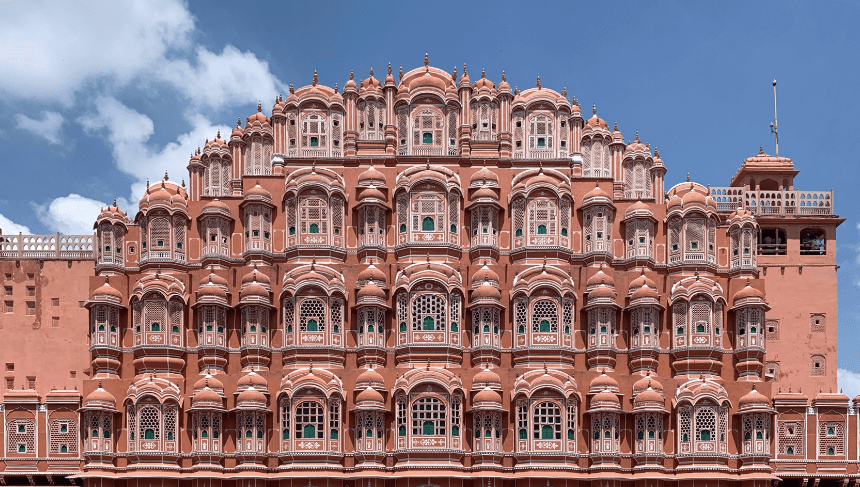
left=236, top=411, right=266, bottom=453
left=532, top=401, right=561, bottom=440
left=412, top=108, right=443, bottom=155
left=528, top=199, right=557, bottom=242
left=527, top=114, right=554, bottom=157
left=411, top=294, right=445, bottom=332
left=471, top=101, right=497, bottom=142
left=204, top=157, right=231, bottom=196
left=246, top=136, right=273, bottom=175
left=240, top=305, right=269, bottom=347
left=301, top=113, right=327, bottom=155
left=411, top=396, right=446, bottom=436
left=591, top=413, right=621, bottom=454
left=358, top=100, right=385, bottom=141
left=202, top=216, right=229, bottom=257
left=300, top=198, right=328, bottom=237
left=198, top=305, right=227, bottom=347
left=412, top=194, right=445, bottom=233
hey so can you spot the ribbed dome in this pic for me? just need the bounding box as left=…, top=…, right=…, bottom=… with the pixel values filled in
left=84, top=386, right=116, bottom=409
left=472, top=366, right=501, bottom=389
left=356, top=366, right=384, bottom=389
left=236, top=386, right=267, bottom=407
left=356, top=386, right=385, bottom=406
left=244, top=183, right=272, bottom=203
left=633, top=374, right=664, bottom=394
left=473, top=386, right=502, bottom=407
left=241, top=267, right=271, bottom=286
left=633, top=388, right=665, bottom=408
left=91, top=278, right=122, bottom=302
left=358, top=186, right=386, bottom=201
left=357, top=283, right=385, bottom=299
left=193, top=374, right=224, bottom=392
left=191, top=387, right=223, bottom=407
left=199, top=270, right=228, bottom=288
left=237, top=371, right=268, bottom=390
left=587, top=267, right=615, bottom=288
left=470, top=166, right=499, bottom=186
left=739, top=386, right=771, bottom=410
left=590, top=372, right=619, bottom=394
left=589, top=285, right=616, bottom=301
left=628, top=270, right=657, bottom=291
left=240, top=283, right=268, bottom=300
left=472, top=187, right=498, bottom=200
left=734, top=282, right=764, bottom=302
left=471, top=263, right=499, bottom=285
left=357, top=263, right=386, bottom=283
left=631, top=284, right=658, bottom=301
left=592, top=390, right=620, bottom=408
left=584, top=184, right=612, bottom=201
left=472, top=281, right=501, bottom=300
left=358, top=165, right=386, bottom=185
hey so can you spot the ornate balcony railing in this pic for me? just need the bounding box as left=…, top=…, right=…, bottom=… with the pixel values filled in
left=709, top=187, right=834, bottom=216
left=0, top=233, right=95, bottom=260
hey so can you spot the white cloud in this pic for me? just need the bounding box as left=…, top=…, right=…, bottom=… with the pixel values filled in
left=14, top=110, right=64, bottom=144
left=158, top=45, right=286, bottom=109
left=34, top=194, right=106, bottom=235
left=0, top=213, right=32, bottom=235
left=78, top=96, right=229, bottom=204
left=838, top=368, right=860, bottom=400
left=0, top=0, right=194, bottom=105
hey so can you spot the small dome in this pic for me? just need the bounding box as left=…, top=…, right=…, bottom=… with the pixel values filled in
left=244, top=183, right=272, bottom=203
left=631, top=283, right=659, bottom=301
left=358, top=185, right=386, bottom=202
left=586, top=267, right=615, bottom=288
left=473, top=386, right=502, bottom=407
left=356, top=366, right=384, bottom=389
left=84, top=386, right=116, bottom=409
left=240, top=283, right=268, bottom=300
left=591, top=390, right=620, bottom=408
left=633, top=374, right=663, bottom=394
left=357, top=263, right=386, bottom=284
left=633, top=388, right=665, bottom=409
left=237, top=371, right=268, bottom=390
left=471, top=187, right=498, bottom=201
left=624, top=200, right=653, bottom=219
left=193, top=374, right=224, bottom=392
left=241, top=267, right=271, bottom=286
left=356, top=386, right=385, bottom=407
left=358, top=165, right=386, bottom=185
left=471, top=262, right=499, bottom=285
left=734, top=281, right=764, bottom=302
left=628, top=270, right=657, bottom=291
left=667, top=194, right=682, bottom=210
left=202, top=198, right=230, bottom=213
left=198, top=281, right=227, bottom=300
left=199, top=270, right=228, bottom=288
left=470, top=166, right=499, bottom=186
left=91, top=278, right=122, bottom=303
left=472, top=365, right=501, bottom=389
left=588, top=285, right=617, bottom=303
left=472, top=281, right=501, bottom=300
left=357, top=283, right=386, bottom=299
left=191, top=387, right=223, bottom=407
left=739, top=386, right=771, bottom=411
left=590, top=372, right=619, bottom=394
left=236, top=386, right=267, bottom=407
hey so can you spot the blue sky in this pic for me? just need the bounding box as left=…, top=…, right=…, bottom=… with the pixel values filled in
left=1, top=1, right=858, bottom=389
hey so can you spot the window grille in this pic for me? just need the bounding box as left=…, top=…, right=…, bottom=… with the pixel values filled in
left=533, top=401, right=561, bottom=440
left=819, top=422, right=844, bottom=455
left=778, top=421, right=803, bottom=455
left=531, top=299, right=558, bottom=333
left=411, top=396, right=446, bottom=436
left=528, top=199, right=557, bottom=238
left=48, top=418, right=76, bottom=453
left=299, top=298, right=326, bottom=332
left=8, top=419, right=35, bottom=453
left=811, top=354, right=826, bottom=376
left=411, top=194, right=445, bottom=232
left=300, top=198, right=329, bottom=236
left=512, top=198, right=525, bottom=240
left=411, top=293, right=445, bottom=331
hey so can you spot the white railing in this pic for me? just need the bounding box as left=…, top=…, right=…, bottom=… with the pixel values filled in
left=710, top=187, right=834, bottom=215
left=300, top=149, right=328, bottom=158
left=527, top=149, right=554, bottom=159
left=413, top=147, right=442, bottom=156
left=0, top=233, right=95, bottom=260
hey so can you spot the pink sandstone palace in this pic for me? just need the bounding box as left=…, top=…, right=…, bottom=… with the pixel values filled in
left=0, top=56, right=845, bottom=487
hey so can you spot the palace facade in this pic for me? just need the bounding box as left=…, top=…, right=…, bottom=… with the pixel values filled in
left=0, top=57, right=846, bottom=487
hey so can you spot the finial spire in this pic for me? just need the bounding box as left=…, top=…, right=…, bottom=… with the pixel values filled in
left=334, top=83, right=338, bottom=93
left=349, top=70, right=354, bottom=80
left=164, top=171, right=169, bottom=181
left=592, top=104, right=597, bottom=115
left=686, top=172, right=690, bottom=182
left=237, top=117, right=241, bottom=127
left=481, top=67, right=485, bottom=79
left=613, top=121, right=618, bottom=131
left=369, top=67, right=374, bottom=77
left=635, top=131, right=639, bottom=142
left=257, top=101, right=261, bottom=112
left=771, top=79, right=779, bottom=156
left=463, top=63, right=467, bottom=75
left=501, top=70, right=506, bottom=82
left=216, top=130, right=220, bottom=139
left=388, top=62, right=392, bottom=75
left=399, top=66, right=403, bottom=80
left=312, top=70, right=318, bottom=86
left=112, top=198, right=117, bottom=206
left=424, top=52, right=429, bottom=67
left=452, top=65, right=457, bottom=80
left=289, top=84, right=294, bottom=94
left=536, top=75, right=541, bottom=89
left=562, top=86, right=567, bottom=97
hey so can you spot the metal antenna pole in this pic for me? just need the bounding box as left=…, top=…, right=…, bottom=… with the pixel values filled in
left=770, top=79, right=779, bottom=156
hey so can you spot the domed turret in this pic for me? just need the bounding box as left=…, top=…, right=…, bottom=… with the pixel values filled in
left=473, top=386, right=503, bottom=410
left=237, top=371, right=268, bottom=391
left=83, top=384, right=117, bottom=410
left=356, top=366, right=385, bottom=390
left=236, top=386, right=267, bottom=409
left=355, top=386, right=385, bottom=410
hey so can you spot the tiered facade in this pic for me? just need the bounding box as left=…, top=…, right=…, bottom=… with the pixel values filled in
left=0, top=58, right=846, bottom=487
